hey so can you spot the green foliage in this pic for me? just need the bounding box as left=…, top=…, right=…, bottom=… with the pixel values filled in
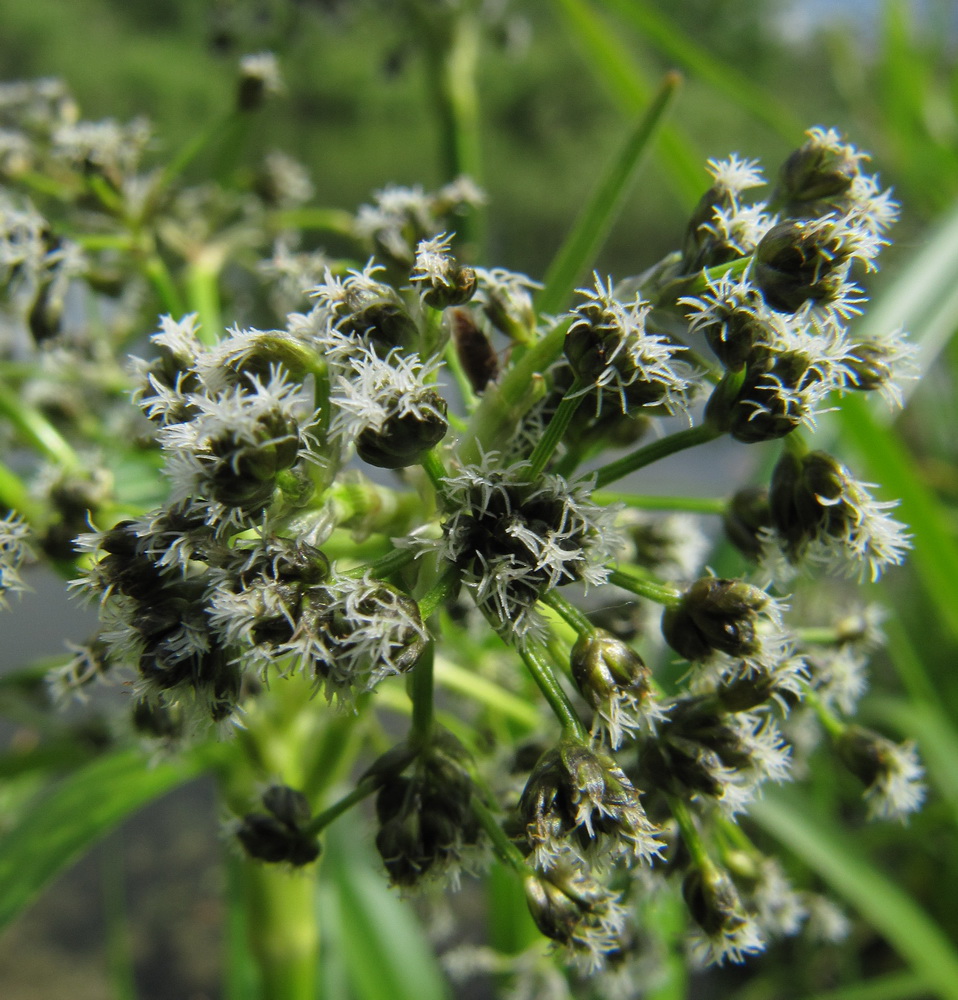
left=1, top=2, right=958, bottom=1000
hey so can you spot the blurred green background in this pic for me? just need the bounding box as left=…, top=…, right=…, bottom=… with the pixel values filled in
left=2, top=1, right=958, bottom=999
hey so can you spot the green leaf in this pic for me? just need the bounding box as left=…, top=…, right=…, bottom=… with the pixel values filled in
left=837, top=393, right=958, bottom=643
left=325, top=822, right=449, bottom=1000
left=552, top=0, right=703, bottom=209
left=854, top=194, right=958, bottom=392
left=750, top=790, right=958, bottom=1000
left=536, top=71, right=682, bottom=317
left=0, top=746, right=208, bottom=929
left=597, top=0, right=803, bottom=139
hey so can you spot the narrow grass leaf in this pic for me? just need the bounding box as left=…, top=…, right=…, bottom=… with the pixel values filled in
left=326, top=822, right=449, bottom=1000
left=536, top=71, right=682, bottom=317
left=598, top=0, right=803, bottom=138
left=0, top=747, right=207, bottom=929
left=750, top=790, right=958, bottom=1000
left=854, top=194, right=958, bottom=396
left=836, top=393, right=958, bottom=642
left=552, top=0, right=703, bottom=208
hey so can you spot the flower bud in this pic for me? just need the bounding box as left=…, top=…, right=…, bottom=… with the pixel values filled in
left=570, top=630, right=650, bottom=710
left=337, top=299, right=419, bottom=354
left=836, top=725, right=925, bottom=820
left=776, top=129, right=859, bottom=211
left=683, top=866, right=746, bottom=938
left=451, top=308, right=499, bottom=394
left=355, top=390, right=448, bottom=468
left=661, top=578, right=771, bottom=661
left=768, top=449, right=847, bottom=559
left=236, top=813, right=320, bottom=867
left=28, top=278, right=64, bottom=344
left=236, top=53, right=282, bottom=113
left=131, top=697, right=183, bottom=739
left=753, top=219, right=852, bottom=313
left=564, top=290, right=678, bottom=412
left=523, top=870, right=587, bottom=943
left=97, top=520, right=163, bottom=600
left=708, top=346, right=819, bottom=443
left=411, top=240, right=477, bottom=309
left=723, top=486, right=772, bottom=561
left=236, top=783, right=320, bottom=866
left=520, top=739, right=662, bottom=866
left=683, top=184, right=736, bottom=269
left=845, top=341, right=897, bottom=394
left=372, top=732, right=478, bottom=887
left=699, top=293, right=775, bottom=371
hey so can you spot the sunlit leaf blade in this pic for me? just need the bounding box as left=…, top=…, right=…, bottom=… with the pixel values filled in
left=0, top=747, right=207, bottom=929
left=552, top=0, right=703, bottom=209
left=536, top=71, right=682, bottom=317
left=325, top=822, right=449, bottom=1000
left=836, top=393, right=958, bottom=642
left=854, top=194, right=958, bottom=394
left=750, top=791, right=958, bottom=1000
left=598, top=0, right=803, bottom=138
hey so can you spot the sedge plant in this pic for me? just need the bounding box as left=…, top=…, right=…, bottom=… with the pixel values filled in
left=0, top=29, right=937, bottom=1000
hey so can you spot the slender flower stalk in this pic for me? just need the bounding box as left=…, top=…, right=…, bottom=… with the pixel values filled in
left=594, top=424, right=722, bottom=489
left=520, top=639, right=588, bottom=740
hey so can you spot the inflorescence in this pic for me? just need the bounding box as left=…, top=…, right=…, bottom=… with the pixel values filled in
left=0, top=77, right=924, bottom=989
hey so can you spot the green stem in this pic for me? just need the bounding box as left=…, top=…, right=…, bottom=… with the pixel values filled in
left=419, top=447, right=450, bottom=503
left=186, top=250, right=225, bottom=346
left=519, top=640, right=587, bottom=740
left=410, top=642, right=436, bottom=745
left=526, top=377, right=586, bottom=478
left=457, top=322, right=564, bottom=464
left=541, top=589, right=595, bottom=637
left=793, top=625, right=850, bottom=647
left=0, top=381, right=80, bottom=470
left=607, top=567, right=682, bottom=607
left=802, top=684, right=847, bottom=739
left=241, top=861, right=318, bottom=1000
left=304, top=776, right=381, bottom=837
left=593, top=491, right=727, bottom=515
left=418, top=565, right=460, bottom=619
left=413, top=6, right=484, bottom=251
left=593, top=422, right=722, bottom=489
left=269, top=207, right=356, bottom=236
left=141, top=254, right=185, bottom=318
left=668, top=795, right=711, bottom=871
left=0, top=459, right=44, bottom=523
left=470, top=794, right=530, bottom=873
left=158, top=111, right=241, bottom=191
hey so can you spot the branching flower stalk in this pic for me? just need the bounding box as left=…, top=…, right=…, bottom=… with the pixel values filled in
left=0, top=59, right=927, bottom=1000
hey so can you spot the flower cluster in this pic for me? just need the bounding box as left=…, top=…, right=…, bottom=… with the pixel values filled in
left=0, top=80, right=927, bottom=996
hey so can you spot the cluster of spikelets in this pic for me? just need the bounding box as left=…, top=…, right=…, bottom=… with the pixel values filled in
left=0, top=74, right=924, bottom=988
